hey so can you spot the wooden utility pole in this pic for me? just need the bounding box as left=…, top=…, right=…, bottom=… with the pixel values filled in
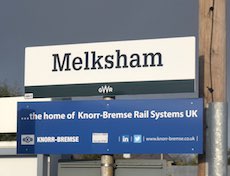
left=198, top=0, right=227, bottom=175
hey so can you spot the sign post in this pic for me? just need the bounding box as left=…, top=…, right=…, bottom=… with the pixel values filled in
left=18, top=2, right=200, bottom=176
left=101, top=96, right=115, bottom=176
left=199, top=0, right=227, bottom=176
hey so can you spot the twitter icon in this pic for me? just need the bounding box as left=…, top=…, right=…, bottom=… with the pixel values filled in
left=133, top=135, right=142, bottom=143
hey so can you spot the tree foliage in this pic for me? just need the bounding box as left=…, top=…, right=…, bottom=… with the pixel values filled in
left=228, top=148, right=230, bottom=164
left=170, top=154, right=198, bottom=165
left=0, top=133, right=16, bottom=141
left=0, top=84, right=19, bottom=97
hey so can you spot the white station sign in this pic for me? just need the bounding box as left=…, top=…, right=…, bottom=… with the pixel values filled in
left=25, top=36, right=196, bottom=97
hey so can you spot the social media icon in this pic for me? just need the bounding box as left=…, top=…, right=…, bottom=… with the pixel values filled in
left=133, top=135, right=142, bottom=143
left=121, top=135, right=129, bottom=143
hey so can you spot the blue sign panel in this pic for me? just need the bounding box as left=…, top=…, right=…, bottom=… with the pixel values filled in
left=17, top=98, right=203, bottom=154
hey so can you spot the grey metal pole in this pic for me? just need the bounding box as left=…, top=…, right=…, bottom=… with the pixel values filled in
left=50, top=155, right=62, bottom=176
left=37, top=154, right=48, bottom=176
left=208, top=102, right=228, bottom=176
left=101, top=155, right=114, bottom=176
left=101, top=96, right=114, bottom=176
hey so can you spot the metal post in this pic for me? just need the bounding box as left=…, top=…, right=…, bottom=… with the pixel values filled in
left=37, top=154, right=48, bottom=176
left=101, top=155, right=114, bottom=176
left=207, top=102, right=228, bottom=176
left=50, top=155, right=62, bottom=176
left=101, top=96, right=114, bottom=176
left=160, top=154, right=164, bottom=160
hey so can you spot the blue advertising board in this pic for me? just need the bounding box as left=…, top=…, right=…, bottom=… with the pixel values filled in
left=17, top=98, right=203, bottom=154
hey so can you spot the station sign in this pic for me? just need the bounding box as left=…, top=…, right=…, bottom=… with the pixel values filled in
left=17, top=98, right=203, bottom=154
left=25, top=36, right=196, bottom=98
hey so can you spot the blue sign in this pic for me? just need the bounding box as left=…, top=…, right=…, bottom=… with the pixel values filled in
left=17, top=98, right=203, bottom=154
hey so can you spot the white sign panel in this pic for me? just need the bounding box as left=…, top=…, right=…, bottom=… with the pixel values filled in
left=0, top=97, right=51, bottom=133
left=25, top=36, right=196, bottom=97
left=0, top=157, right=37, bottom=176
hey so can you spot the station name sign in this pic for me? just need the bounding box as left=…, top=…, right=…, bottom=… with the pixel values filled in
left=52, top=49, right=163, bottom=72
left=25, top=37, right=196, bottom=98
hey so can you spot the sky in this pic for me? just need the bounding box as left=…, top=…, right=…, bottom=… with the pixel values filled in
left=0, top=1, right=229, bottom=142
left=0, top=0, right=198, bottom=90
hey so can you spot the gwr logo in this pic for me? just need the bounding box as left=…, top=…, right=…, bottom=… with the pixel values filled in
left=98, top=85, right=113, bottom=94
